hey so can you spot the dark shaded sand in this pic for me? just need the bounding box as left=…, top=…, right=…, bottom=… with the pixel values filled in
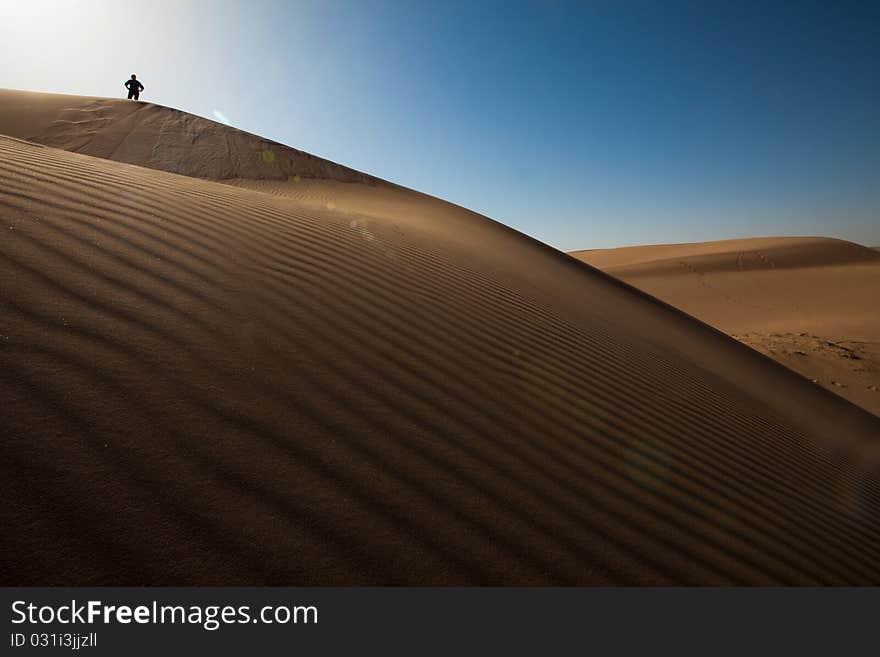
left=572, top=238, right=880, bottom=417
left=2, top=90, right=880, bottom=585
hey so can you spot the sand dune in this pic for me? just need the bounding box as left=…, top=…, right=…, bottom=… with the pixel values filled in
left=0, top=89, right=375, bottom=183
left=572, top=238, right=880, bottom=416
left=2, top=90, right=880, bottom=585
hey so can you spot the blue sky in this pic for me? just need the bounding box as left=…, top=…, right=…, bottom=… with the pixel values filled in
left=2, top=0, right=878, bottom=249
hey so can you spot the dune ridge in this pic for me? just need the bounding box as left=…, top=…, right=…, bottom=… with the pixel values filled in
left=2, top=92, right=880, bottom=584
left=0, top=89, right=377, bottom=183
left=571, top=236, right=880, bottom=276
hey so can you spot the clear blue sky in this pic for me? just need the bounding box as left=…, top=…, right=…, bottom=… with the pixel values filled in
left=2, top=0, right=879, bottom=249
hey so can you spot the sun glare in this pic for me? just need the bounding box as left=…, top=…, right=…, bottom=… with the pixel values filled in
left=0, top=0, right=80, bottom=18
left=0, top=0, right=84, bottom=40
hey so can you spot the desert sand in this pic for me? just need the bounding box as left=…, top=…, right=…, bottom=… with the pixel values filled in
left=2, top=90, right=880, bottom=585
left=572, top=238, right=880, bottom=416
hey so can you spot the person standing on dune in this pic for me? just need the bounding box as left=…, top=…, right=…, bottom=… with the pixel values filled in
left=124, top=74, right=144, bottom=100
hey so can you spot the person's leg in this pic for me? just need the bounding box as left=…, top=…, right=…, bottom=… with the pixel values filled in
left=133, top=92, right=139, bottom=100
left=128, top=89, right=135, bottom=99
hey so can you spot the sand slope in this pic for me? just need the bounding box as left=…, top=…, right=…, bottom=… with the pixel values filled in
left=0, top=90, right=375, bottom=183
left=572, top=238, right=880, bottom=416
left=2, top=90, right=880, bottom=585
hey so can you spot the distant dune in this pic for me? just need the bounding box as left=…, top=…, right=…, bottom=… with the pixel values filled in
left=572, top=237, right=880, bottom=416
left=3, top=90, right=880, bottom=585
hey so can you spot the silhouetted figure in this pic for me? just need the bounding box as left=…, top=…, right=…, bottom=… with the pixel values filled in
left=124, top=74, right=144, bottom=100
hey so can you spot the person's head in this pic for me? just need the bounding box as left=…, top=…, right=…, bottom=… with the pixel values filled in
left=131, top=74, right=137, bottom=79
